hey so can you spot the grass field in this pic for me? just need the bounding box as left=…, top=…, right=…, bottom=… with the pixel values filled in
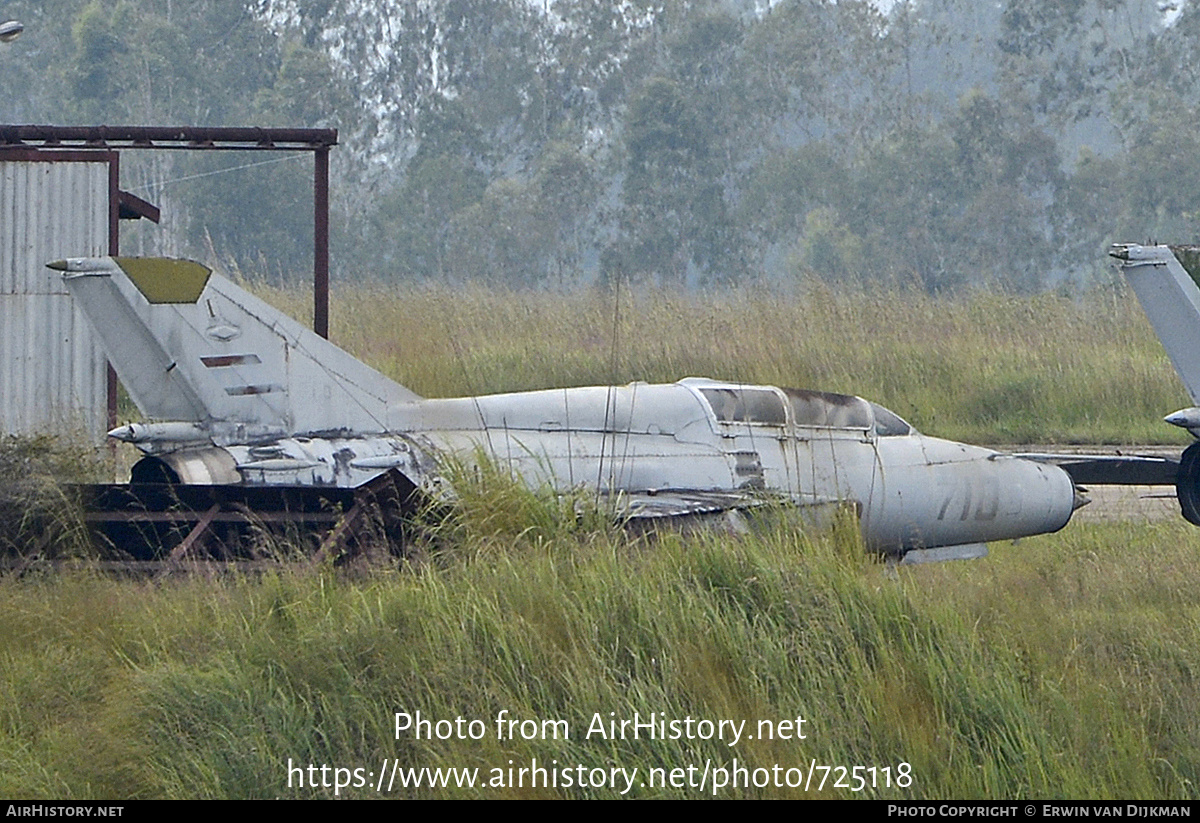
left=2, top=514, right=1198, bottom=799
left=3, top=282, right=1198, bottom=799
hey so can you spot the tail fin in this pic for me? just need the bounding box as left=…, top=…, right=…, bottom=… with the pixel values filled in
left=50, top=257, right=419, bottom=437
left=1110, top=243, right=1200, bottom=404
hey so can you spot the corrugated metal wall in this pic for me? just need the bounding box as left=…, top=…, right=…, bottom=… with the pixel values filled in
left=0, top=158, right=109, bottom=437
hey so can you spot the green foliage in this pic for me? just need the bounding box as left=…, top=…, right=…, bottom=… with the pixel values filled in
left=412, top=449, right=619, bottom=563
left=252, top=41, right=352, bottom=127
left=67, top=2, right=130, bottom=119
left=10, top=1, right=1200, bottom=289
left=790, top=206, right=866, bottom=283
left=611, top=72, right=746, bottom=285
left=626, top=77, right=707, bottom=171
left=0, top=435, right=106, bottom=563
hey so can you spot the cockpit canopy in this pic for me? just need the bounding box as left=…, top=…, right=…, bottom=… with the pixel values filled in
left=868, top=401, right=914, bottom=437
left=692, top=382, right=914, bottom=437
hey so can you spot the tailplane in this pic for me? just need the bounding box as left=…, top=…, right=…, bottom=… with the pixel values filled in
left=51, top=257, right=419, bottom=440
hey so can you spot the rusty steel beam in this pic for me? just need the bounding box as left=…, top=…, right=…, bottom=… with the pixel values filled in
left=107, top=154, right=121, bottom=434
left=0, top=124, right=337, bottom=150
left=118, top=190, right=161, bottom=222
left=167, top=503, right=220, bottom=561
left=82, top=510, right=341, bottom=523
left=3, top=127, right=337, bottom=335
left=312, top=501, right=363, bottom=566
left=0, top=559, right=350, bottom=573
left=314, top=146, right=330, bottom=338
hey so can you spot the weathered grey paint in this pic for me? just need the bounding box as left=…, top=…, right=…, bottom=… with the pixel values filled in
left=54, top=256, right=1083, bottom=559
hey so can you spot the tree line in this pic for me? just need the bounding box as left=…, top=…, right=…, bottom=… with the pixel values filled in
left=2, top=0, right=1198, bottom=291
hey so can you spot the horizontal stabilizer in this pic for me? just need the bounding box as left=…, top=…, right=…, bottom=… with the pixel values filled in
left=1016, top=452, right=1180, bottom=486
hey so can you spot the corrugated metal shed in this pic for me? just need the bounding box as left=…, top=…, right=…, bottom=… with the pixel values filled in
left=0, top=156, right=109, bottom=436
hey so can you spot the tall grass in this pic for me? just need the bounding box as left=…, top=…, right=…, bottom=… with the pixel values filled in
left=255, top=279, right=1188, bottom=444
left=2, top=505, right=1198, bottom=798
left=0, top=435, right=108, bottom=563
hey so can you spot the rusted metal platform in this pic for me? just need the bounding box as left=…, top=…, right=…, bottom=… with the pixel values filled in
left=62, top=471, right=417, bottom=567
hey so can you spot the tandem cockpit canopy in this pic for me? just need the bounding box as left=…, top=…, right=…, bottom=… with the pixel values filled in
left=685, top=379, right=914, bottom=437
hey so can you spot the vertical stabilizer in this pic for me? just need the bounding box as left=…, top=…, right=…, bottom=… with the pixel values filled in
left=1110, top=243, right=1200, bottom=404
left=50, top=257, right=420, bottom=437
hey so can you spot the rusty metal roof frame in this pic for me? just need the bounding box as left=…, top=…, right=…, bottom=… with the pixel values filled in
left=0, top=124, right=337, bottom=338
left=0, top=124, right=336, bottom=151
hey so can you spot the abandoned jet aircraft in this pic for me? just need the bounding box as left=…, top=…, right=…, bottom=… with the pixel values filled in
left=1105, top=243, right=1200, bottom=525
left=49, top=256, right=1085, bottom=562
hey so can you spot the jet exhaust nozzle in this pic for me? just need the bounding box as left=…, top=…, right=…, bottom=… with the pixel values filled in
left=1072, top=488, right=1091, bottom=511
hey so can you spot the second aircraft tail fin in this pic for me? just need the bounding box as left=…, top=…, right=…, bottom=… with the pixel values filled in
left=1110, top=243, right=1200, bottom=405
